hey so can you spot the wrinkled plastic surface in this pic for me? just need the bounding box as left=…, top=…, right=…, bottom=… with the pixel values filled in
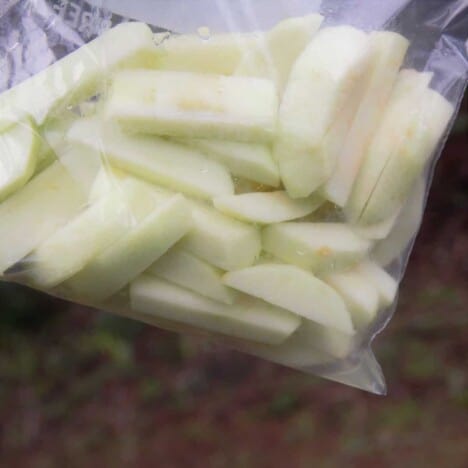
left=0, top=0, right=466, bottom=394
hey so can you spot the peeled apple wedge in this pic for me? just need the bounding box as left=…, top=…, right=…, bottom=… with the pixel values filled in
left=36, top=113, right=79, bottom=173
left=359, top=87, right=453, bottom=225
left=183, top=138, right=280, bottom=187
left=180, top=200, right=261, bottom=271
left=130, top=275, right=301, bottom=345
left=345, top=70, right=434, bottom=223
left=224, top=264, right=354, bottom=334
left=0, top=119, right=39, bottom=202
left=148, top=249, right=236, bottom=305
left=105, top=70, right=278, bottom=143
left=236, top=14, right=324, bottom=92
left=66, top=194, right=191, bottom=302
left=0, top=22, right=156, bottom=130
left=54, top=144, right=103, bottom=198
left=234, top=320, right=355, bottom=370
left=356, top=261, right=398, bottom=308
left=322, top=32, right=409, bottom=206
left=372, top=178, right=426, bottom=267
left=214, top=191, right=324, bottom=224
left=324, top=269, right=380, bottom=329
left=19, top=180, right=146, bottom=289
left=68, top=118, right=234, bottom=200
left=0, top=162, right=86, bottom=273
left=350, top=208, right=400, bottom=241
left=153, top=31, right=261, bottom=75
left=263, top=223, right=371, bottom=274
left=274, top=26, right=371, bottom=197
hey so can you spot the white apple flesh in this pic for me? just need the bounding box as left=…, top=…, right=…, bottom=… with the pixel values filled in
left=322, top=32, right=409, bottom=206
left=0, top=161, right=86, bottom=273
left=324, top=269, right=380, bottom=329
left=19, top=179, right=151, bottom=289
left=180, top=199, right=262, bottom=271
left=105, top=70, right=278, bottom=143
left=223, top=264, right=354, bottom=334
left=68, top=118, right=234, bottom=200
left=66, top=193, right=191, bottom=301
left=0, top=22, right=157, bottom=130
left=0, top=119, right=39, bottom=202
left=263, top=222, right=372, bottom=274
left=345, top=70, right=434, bottom=223
left=148, top=249, right=237, bottom=305
left=274, top=26, right=371, bottom=197
left=182, top=138, right=280, bottom=187
left=130, top=275, right=301, bottom=345
left=214, top=191, right=324, bottom=224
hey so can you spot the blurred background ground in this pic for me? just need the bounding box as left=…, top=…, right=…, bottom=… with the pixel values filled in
left=0, top=97, right=467, bottom=468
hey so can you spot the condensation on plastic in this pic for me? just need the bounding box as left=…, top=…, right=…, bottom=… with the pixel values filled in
left=0, top=0, right=466, bottom=395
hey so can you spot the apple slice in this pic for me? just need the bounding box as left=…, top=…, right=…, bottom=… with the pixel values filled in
left=324, top=269, right=379, bottom=329
left=0, top=119, right=40, bottom=202
left=359, top=87, right=453, bottom=225
left=153, top=31, right=261, bottom=75
left=130, top=275, right=301, bottom=345
left=322, top=32, right=409, bottom=206
left=0, top=161, right=86, bottom=273
left=263, top=223, right=371, bottom=274
left=350, top=208, right=401, bottom=240
left=105, top=70, right=278, bottom=143
left=234, top=319, right=355, bottom=370
left=66, top=194, right=191, bottom=301
left=183, top=138, right=280, bottom=187
left=274, top=26, right=371, bottom=197
left=356, top=261, right=398, bottom=308
left=0, top=22, right=157, bottom=130
left=214, top=191, right=324, bottom=224
left=180, top=199, right=261, bottom=271
left=224, top=264, right=354, bottom=334
left=236, top=14, right=324, bottom=92
left=68, top=118, right=234, bottom=200
left=345, top=70, right=434, bottom=223
left=36, top=113, right=79, bottom=173
left=54, top=144, right=103, bottom=198
left=372, top=178, right=426, bottom=267
left=148, top=249, right=236, bottom=305
left=17, top=179, right=149, bottom=289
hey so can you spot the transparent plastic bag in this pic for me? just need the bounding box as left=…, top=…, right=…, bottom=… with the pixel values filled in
left=0, top=0, right=466, bottom=394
